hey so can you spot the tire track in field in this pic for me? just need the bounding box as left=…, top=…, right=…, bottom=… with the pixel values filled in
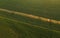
left=0, top=8, right=60, bottom=24
left=0, top=16, right=60, bottom=33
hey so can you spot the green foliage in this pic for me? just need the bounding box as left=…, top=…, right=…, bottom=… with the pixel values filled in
left=0, top=11, right=60, bottom=38
left=0, top=0, right=60, bottom=38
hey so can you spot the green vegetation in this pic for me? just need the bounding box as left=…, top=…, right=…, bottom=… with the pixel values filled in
left=0, top=0, right=60, bottom=19
left=0, top=10, right=60, bottom=38
left=0, top=0, right=60, bottom=38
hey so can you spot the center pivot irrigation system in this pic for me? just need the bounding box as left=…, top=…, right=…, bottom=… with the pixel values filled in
left=0, top=8, right=60, bottom=24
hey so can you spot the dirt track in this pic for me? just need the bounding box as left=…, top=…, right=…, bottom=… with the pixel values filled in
left=0, top=8, right=60, bottom=24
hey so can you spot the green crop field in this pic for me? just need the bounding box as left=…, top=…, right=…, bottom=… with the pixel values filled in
left=0, top=0, right=60, bottom=38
